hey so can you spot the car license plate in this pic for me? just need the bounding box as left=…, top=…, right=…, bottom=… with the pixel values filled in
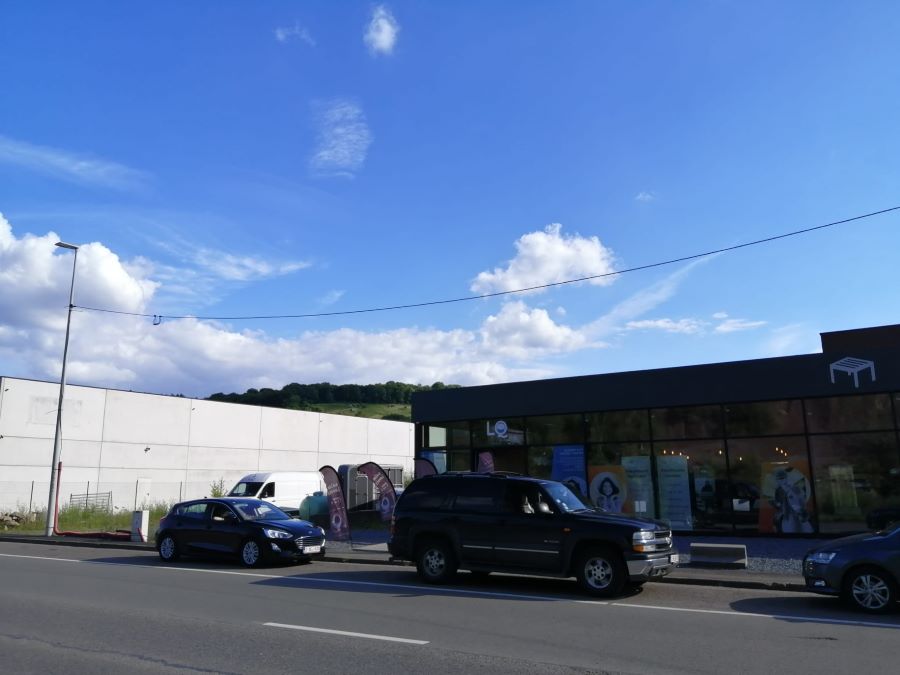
left=302, top=545, right=321, bottom=554
left=670, top=553, right=680, bottom=564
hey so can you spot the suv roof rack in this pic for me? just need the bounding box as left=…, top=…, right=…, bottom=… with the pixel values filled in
left=424, top=471, right=522, bottom=478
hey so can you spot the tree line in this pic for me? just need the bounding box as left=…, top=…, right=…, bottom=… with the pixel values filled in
left=207, top=381, right=457, bottom=409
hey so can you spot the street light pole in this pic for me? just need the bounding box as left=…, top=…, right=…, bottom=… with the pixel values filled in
left=45, top=241, right=79, bottom=536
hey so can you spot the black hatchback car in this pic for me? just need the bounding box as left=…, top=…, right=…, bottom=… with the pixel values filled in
left=803, top=524, right=900, bottom=613
left=155, top=497, right=326, bottom=567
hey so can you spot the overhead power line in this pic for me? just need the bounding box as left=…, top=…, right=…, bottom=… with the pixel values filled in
left=74, top=205, right=900, bottom=323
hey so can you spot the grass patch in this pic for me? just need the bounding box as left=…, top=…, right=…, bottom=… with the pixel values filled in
left=10, top=503, right=172, bottom=535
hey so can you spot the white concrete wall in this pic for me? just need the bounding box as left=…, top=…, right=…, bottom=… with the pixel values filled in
left=0, top=376, right=414, bottom=511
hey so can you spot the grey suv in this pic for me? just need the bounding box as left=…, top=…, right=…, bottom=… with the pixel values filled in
left=803, top=524, right=900, bottom=613
left=388, top=473, right=675, bottom=597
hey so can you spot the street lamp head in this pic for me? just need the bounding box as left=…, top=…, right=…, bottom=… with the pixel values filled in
left=55, top=241, right=78, bottom=250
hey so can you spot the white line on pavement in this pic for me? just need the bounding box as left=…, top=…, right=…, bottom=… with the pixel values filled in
left=264, top=622, right=429, bottom=645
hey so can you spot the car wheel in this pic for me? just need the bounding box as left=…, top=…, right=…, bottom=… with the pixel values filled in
left=416, top=538, right=457, bottom=584
left=575, top=546, right=626, bottom=598
left=843, top=566, right=897, bottom=614
left=157, top=534, right=180, bottom=563
left=240, top=539, right=265, bottom=568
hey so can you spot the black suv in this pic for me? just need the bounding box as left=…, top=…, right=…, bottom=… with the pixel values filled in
left=388, top=473, right=674, bottom=597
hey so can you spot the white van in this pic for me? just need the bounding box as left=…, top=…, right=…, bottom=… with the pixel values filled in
left=227, top=471, right=323, bottom=516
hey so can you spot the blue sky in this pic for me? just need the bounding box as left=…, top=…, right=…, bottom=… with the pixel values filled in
left=1, top=2, right=898, bottom=397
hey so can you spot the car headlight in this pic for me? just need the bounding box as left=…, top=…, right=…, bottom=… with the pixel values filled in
left=263, top=528, right=292, bottom=539
left=807, top=551, right=837, bottom=564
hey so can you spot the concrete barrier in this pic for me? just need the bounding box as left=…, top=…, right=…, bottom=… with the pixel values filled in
left=689, top=543, right=748, bottom=568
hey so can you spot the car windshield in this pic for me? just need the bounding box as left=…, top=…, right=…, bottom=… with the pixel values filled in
left=230, top=500, right=291, bottom=521
left=543, top=482, right=591, bottom=513
left=228, top=481, right=263, bottom=497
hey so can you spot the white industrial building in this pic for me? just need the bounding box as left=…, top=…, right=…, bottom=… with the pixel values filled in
left=0, top=376, right=414, bottom=512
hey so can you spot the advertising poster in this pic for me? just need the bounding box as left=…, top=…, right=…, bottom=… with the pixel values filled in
left=477, top=451, right=495, bottom=473
left=357, top=461, right=398, bottom=522
left=588, top=465, right=627, bottom=513
left=551, top=445, right=587, bottom=499
left=415, top=457, right=439, bottom=479
left=621, top=456, right=655, bottom=516
left=656, top=455, right=693, bottom=530
left=759, top=459, right=815, bottom=533
left=319, top=465, right=350, bottom=541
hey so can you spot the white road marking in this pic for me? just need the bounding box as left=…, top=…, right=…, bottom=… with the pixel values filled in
left=1, top=551, right=898, bottom=630
left=264, top=622, right=429, bottom=645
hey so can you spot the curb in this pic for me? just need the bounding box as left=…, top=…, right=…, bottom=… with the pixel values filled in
left=0, top=535, right=804, bottom=591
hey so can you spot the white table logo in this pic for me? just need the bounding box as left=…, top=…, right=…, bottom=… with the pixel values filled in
left=829, top=357, right=876, bottom=388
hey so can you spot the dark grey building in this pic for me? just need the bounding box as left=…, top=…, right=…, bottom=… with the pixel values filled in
left=411, top=324, right=900, bottom=536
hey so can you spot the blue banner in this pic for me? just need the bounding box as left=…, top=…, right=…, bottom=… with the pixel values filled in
left=551, top=445, right=587, bottom=498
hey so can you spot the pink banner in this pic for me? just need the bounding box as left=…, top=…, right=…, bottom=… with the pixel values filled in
left=357, top=461, right=398, bottom=522
left=415, top=457, right=438, bottom=479
left=319, top=465, right=350, bottom=541
left=477, top=451, right=495, bottom=473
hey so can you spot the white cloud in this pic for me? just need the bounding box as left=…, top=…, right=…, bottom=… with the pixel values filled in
left=626, top=318, right=706, bottom=334
left=192, top=248, right=310, bottom=282
left=714, top=318, right=767, bottom=334
left=364, top=5, right=400, bottom=56
left=0, top=135, right=148, bottom=191
left=309, top=100, right=373, bottom=177
left=0, top=217, right=708, bottom=397
left=274, top=22, right=315, bottom=45
left=471, top=224, right=617, bottom=295
left=319, top=290, right=345, bottom=306
left=635, top=191, right=656, bottom=203
left=480, top=301, right=590, bottom=360
left=584, top=260, right=703, bottom=339
left=712, top=311, right=728, bottom=320
left=762, top=323, right=819, bottom=357
left=0, top=215, right=558, bottom=395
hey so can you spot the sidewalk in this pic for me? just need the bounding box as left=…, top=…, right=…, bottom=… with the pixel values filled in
left=0, top=532, right=810, bottom=592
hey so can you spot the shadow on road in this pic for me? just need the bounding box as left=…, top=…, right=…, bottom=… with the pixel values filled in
left=252, top=567, right=645, bottom=603
left=730, top=595, right=900, bottom=628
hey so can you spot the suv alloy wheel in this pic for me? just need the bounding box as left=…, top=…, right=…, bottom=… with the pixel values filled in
left=575, top=546, right=626, bottom=597
left=416, top=538, right=457, bottom=584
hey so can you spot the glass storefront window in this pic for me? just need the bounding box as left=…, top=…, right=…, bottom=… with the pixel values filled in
left=526, top=446, right=554, bottom=480
left=726, top=436, right=813, bottom=533
left=488, top=447, right=528, bottom=474
left=651, top=405, right=722, bottom=440
left=425, top=421, right=470, bottom=448
left=724, top=400, right=805, bottom=437
left=809, top=432, right=900, bottom=533
left=448, top=449, right=471, bottom=472
left=586, top=409, right=650, bottom=442
left=471, top=417, right=525, bottom=446
left=804, top=394, right=894, bottom=433
left=526, top=414, right=584, bottom=445
left=654, top=440, right=730, bottom=531
left=586, top=443, right=653, bottom=517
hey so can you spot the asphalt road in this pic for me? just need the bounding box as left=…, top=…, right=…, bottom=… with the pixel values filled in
left=1, top=541, right=897, bottom=675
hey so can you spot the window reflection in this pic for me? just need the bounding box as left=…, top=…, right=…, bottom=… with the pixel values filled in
left=727, top=437, right=813, bottom=533
left=526, top=414, right=584, bottom=445
left=810, top=432, right=900, bottom=533
left=651, top=406, right=722, bottom=440
left=725, top=400, right=804, bottom=437
left=654, top=440, right=730, bottom=531
left=587, top=410, right=650, bottom=442
left=805, top=394, right=893, bottom=433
